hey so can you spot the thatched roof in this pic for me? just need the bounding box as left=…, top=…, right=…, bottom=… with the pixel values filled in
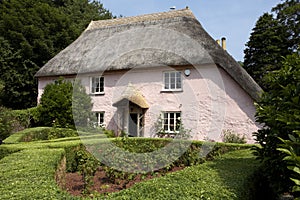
left=35, top=8, right=262, bottom=101
left=113, top=84, right=149, bottom=109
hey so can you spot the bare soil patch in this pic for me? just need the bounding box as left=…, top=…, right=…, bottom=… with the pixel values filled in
left=65, top=166, right=185, bottom=196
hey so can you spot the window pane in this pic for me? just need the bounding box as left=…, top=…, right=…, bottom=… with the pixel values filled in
left=169, top=113, right=174, bottom=119
left=96, top=82, right=100, bottom=92
left=91, top=77, right=95, bottom=93
left=176, top=73, right=181, bottom=89
left=164, top=73, right=169, bottom=89
left=170, top=124, right=174, bottom=131
left=100, top=77, right=104, bottom=92
left=100, top=113, right=104, bottom=124
left=164, top=124, right=168, bottom=131
left=170, top=72, right=175, bottom=79
left=165, top=79, right=169, bottom=89
left=175, top=113, right=181, bottom=131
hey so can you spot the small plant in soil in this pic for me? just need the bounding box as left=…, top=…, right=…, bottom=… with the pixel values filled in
left=76, top=149, right=100, bottom=195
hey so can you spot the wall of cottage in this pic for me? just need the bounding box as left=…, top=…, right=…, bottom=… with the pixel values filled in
left=37, top=64, right=259, bottom=143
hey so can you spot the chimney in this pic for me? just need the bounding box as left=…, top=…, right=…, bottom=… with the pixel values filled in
left=216, top=39, right=220, bottom=46
left=221, top=37, right=226, bottom=51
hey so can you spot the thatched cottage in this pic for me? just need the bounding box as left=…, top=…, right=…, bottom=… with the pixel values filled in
left=35, top=8, right=262, bottom=143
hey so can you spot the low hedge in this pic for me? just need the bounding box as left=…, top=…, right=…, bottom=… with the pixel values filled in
left=93, top=137, right=254, bottom=172
left=105, top=149, right=259, bottom=200
left=0, top=146, right=20, bottom=160
left=4, top=127, right=79, bottom=143
left=0, top=148, right=78, bottom=200
left=0, top=133, right=258, bottom=199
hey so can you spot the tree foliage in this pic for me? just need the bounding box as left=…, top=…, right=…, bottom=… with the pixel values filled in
left=243, top=0, right=299, bottom=90
left=253, top=52, right=300, bottom=195
left=37, top=78, right=93, bottom=129
left=0, top=0, right=112, bottom=109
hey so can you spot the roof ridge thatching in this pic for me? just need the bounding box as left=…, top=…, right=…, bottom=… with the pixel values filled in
left=86, top=8, right=195, bottom=30
left=36, top=8, right=263, bottom=101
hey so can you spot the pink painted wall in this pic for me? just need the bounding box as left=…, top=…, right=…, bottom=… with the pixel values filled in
left=37, top=64, right=259, bottom=143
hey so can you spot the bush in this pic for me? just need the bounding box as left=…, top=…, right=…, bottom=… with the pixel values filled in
left=222, top=129, right=246, bottom=144
left=9, top=107, right=40, bottom=132
left=38, top=78, right=93, bottom=129
left=0, top=107, right=40, bottom=142
left=0, top=106, right=14, bottom=141
left=253, top=52, right=300, bottom=194
left=103, top=129, right=115, bottom=138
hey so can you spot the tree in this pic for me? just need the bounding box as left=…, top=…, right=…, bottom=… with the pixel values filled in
left=253, top=52, right=300, bottom=195
left=243, top=0, right=299, bottom=90
left=0, top=0, right=112, bottom=109
left=38, top=78, right=93, bottom=128
left=272, top=0, right=300, bottom=52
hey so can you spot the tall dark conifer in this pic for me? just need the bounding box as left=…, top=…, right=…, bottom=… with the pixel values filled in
left=243, top=0, right=299, bottom=91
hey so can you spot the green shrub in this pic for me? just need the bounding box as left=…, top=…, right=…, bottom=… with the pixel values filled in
left=38, top=78, right=93, bottom=129
left=253, top=52, right=300, bottom=194
left=277, top=131, right=300, bottom=198
left=221, top=129, right=246, bottom=144
left=0, top=106, right=14, bottom=141
left=0, top=107, right=40, bottom=142
left=10, top=107, right=39, bottom=131
left=103, top=129, right=115, bottom=138
left=76, top=148, right=100, bottom=195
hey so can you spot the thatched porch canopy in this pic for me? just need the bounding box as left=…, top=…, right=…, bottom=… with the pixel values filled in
left=113, top=84, right=149, bottom=109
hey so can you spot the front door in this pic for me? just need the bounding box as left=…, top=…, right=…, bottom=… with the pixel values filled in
left=128, top=113, right=138, bottom=137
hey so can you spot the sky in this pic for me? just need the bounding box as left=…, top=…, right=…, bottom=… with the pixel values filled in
left=99, top=0, right=282, bottom=61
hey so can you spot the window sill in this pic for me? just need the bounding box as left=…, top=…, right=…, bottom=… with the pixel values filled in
left=160, top=89, right=183, bottom=93
left=90, top=92, right=105, bottom=96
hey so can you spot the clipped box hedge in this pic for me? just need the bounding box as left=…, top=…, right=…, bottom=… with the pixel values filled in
left=0, top=130, right=258, bottom=199
left=105, top=149, right=259, bottom=200
left=4, top=127, right=79, bottom=143
left=0, top=148, right=79, bottom=200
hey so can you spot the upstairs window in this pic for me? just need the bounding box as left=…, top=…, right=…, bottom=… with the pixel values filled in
left=90, top=76, right=104, bottom=94
left=163, top=71, right=182, bottom=91
left=163, top=112, right=181, bottom=133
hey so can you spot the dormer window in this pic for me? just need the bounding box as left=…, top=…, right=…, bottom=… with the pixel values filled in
left=163, top=71, right=182, bottom=91
left=90, top=76, right=104, bottom=94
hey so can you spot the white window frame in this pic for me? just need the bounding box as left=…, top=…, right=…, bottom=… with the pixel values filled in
left=163, top=71, right=182, bottom=91
left=162, top=112, right=181, bottom=133
left=94, top=112, right=105, bottom=127
left=90, top=76, right=104, bottom=94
